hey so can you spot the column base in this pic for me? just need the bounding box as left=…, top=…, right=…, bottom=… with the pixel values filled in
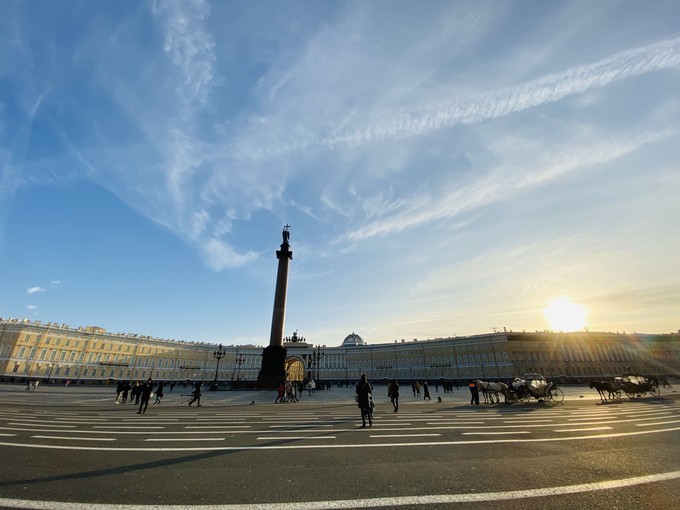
left=257, top=345, right=287, bottom=389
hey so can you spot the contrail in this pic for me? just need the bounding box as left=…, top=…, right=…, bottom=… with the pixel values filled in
left=323, top=33, right=680, bottom=149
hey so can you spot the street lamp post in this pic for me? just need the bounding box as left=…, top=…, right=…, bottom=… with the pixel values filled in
left=235, top=354, right=245, bottom=386
left=212, top=344, right=225, bottom=391
left=312, top=346, right=324, bottom=383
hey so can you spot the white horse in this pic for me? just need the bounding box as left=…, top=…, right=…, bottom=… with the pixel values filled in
left=475, top=380, right=510, bottom=403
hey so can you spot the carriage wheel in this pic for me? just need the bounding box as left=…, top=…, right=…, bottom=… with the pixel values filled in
left=649, top=386, right=660, bottom=397
left=549, top=387, right=564, bottom=404
left=521, top=393, right=531, bottom=404
left=611, top=389, right=622, bottom=400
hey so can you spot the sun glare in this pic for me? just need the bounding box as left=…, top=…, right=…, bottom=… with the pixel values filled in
left=543, top=297, right=587, bottom=332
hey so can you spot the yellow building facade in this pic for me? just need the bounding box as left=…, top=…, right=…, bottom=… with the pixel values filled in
left=1, top=318, right=678, bottom=385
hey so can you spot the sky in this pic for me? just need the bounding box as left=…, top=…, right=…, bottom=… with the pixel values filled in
left=1, top=1, right=679, bottom=347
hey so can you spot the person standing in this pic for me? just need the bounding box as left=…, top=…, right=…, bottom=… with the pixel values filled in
left=122, top=381, right=130, bottom=404
left=137, top=378, right=153, bottom=414
left=469, top=380, right=479, bottom=405
left=423, top=381, right=431, bottom=400
left=131, top=382, right=141, bottom=404
left=188, top=381, right=203, bottom=407
left=356, top=374, right=373, bottom=428
left=389, top=379, right=399, bottom=412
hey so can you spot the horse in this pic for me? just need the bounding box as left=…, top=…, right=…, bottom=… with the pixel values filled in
left=475, top=380, right=509, bottom=403
left=589, top=380, right=615, bottom=402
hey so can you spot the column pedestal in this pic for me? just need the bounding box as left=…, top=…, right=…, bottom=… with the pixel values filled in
left=257, top=345, right=287, bottom=389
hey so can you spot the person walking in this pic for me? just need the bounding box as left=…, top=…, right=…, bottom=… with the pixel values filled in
left=188, top=381, right=203, bottom=407
left=285, top=381, right=298, bottom=402
left=469, top=380, right=479, bottom=405
left=356, top=374, right=373, bottom=428
left=389, top=379, right=399, bottom=412
left=137, top=378, right=153, bottom=414
left=275, top=383, right=285, bottom=403
left=115, top=381, right=124, bottom=404
left=423, top=381, right=431, bottom=400
left=122, top=381, right=130, bottom=404
left=153, top=381, right=164, bottom=405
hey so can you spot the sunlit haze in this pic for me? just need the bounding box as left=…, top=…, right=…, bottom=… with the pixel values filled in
left=1, top=1, right=679, bottom=346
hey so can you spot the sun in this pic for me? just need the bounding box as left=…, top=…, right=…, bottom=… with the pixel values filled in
left=543, top=297, right=587, bottom=332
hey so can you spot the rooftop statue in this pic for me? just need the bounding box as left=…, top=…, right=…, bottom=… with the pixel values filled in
left=282, top=224, right=290, bottom=245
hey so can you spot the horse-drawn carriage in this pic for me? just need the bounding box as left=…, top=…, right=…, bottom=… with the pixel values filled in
left=614, top=373, right=660, bottom=399
left=509, top=372, right=564, bottom=404
left=589, top=373, right=660, bottom=402
left=476, top=373, right=564, bottom=404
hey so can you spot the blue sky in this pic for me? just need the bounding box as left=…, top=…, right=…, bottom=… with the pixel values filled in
left=1, top=1, right=679, bottom=346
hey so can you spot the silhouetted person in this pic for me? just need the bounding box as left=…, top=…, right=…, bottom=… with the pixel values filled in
left=122, top=381, right=130, bottom=403
left=188, top=381, right=203, bottom=407
left=423, top=382, right=431, bottom=400
left=356, top=374, right=373, bottom=428
left=137, top=378, right=153, bottom=414
left=154, top=382, right=164, bottom=405
left=389, top=379, right=399, bottom=412
left=469, top=380, right=479, bottom=405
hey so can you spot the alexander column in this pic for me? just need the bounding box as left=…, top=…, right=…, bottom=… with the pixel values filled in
left=257, top=225, right=292, bottom=388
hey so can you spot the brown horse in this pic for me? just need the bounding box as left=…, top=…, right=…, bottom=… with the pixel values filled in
left=589, top=380, right=616, bottom=402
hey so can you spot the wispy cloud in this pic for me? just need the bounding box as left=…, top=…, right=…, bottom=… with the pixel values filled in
left=344, top=131, right=668, bottom=242
left=199, top=238, right=258, bottom=272
left=321, top=34, right=680, bottom=150
left=151, top=0, right=220, bottom=107
left=26, top=287, right=45, bottom=295
left=225, top=32, right=680, bottom=166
